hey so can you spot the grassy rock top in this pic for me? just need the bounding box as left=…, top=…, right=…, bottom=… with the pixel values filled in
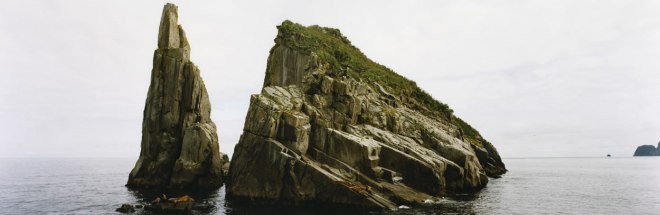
left=274, top=20, right=484, bottom=144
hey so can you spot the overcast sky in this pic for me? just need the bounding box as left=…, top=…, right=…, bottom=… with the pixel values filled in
left=1, top=0, right=658, bottom=158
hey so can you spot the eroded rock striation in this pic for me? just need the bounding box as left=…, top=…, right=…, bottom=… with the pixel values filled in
left=227, top=21, right=506, bottom=210
left=127, top=3, right=228, bottom=190
left=634, top=142, right=660, bottom=156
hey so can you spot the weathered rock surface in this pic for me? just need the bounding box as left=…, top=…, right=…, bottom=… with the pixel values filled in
left=127, top=3, right=228, bottom=190
left=634, top=143, right=660, bottom=156
left=146, top=195, right=195, bottom=212
left=227, top=21, right=506, bottom=210
left=115, top=204, right=135, bottom=213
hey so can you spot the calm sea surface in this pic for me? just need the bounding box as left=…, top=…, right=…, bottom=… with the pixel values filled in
left=0, top=157, right=658, bottom=214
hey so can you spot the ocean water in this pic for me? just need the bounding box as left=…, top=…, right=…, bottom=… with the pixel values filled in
left=0, top=157, right=658, bottom=214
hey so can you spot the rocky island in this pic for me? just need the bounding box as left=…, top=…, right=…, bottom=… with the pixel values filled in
left=127, top=3, right=229, bottom=190
left=226, top=21, right=506, bottom=210
left=634, top=142, right=660, bottom=156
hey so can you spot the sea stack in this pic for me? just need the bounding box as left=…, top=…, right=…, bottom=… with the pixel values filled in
left=127, top=3, right=228, bottom=190
left=226, top=21, right=506, bottom=210
left=633, top=142, right=660, bottom=156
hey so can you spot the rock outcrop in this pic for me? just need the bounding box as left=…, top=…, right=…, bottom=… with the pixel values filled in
left=127, top=3, right=228, bottom=190
left=634, top=143, right=660, bottom=156
left=226, top=21, right=506, bottom=210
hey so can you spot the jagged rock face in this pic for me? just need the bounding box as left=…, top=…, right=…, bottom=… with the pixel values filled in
left=633, top=143, right=659, bottom=156
left=127, top=3, right=228, bottom=190
left=227, top=21, right=506, bottom=210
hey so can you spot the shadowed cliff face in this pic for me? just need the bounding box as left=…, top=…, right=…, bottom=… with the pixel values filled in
left=227, top=21, right=506, bottom=210
left=127, top=3, right=228, bottom=190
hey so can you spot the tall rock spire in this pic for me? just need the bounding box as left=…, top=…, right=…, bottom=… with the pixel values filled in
left=158, top=3, right=184, bottom=49
left=127, top=3, right=228, bottom=190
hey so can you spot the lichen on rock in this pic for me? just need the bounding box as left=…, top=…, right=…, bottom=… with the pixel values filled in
left=127, top=3, right=228, bottom=190
left=227, top=20, right=507, bottom=210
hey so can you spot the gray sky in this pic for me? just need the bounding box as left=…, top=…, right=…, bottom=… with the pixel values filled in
left=1, top=0, right=658, bottom=158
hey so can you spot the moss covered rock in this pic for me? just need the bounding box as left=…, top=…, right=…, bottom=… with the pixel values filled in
left=226, top=21, right=506, bottom=210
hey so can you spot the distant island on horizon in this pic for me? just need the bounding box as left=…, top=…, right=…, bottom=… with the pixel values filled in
left=633, top=142, right=660, bottom=156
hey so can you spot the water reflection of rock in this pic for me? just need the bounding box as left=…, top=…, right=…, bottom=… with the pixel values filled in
left=122, top=186, right=485, bottom=215
left=222, top=195, right=479, bottom=215
left=223, top=199, right=383, bottom=215
left=382, top=194, right=479, bottom=215
left=125, top=187, right=224, bottom=214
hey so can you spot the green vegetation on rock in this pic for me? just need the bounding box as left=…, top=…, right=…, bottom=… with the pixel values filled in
left=275, top=20, right=483, bottom=142
left=227, top=20, right=507, bottom=208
